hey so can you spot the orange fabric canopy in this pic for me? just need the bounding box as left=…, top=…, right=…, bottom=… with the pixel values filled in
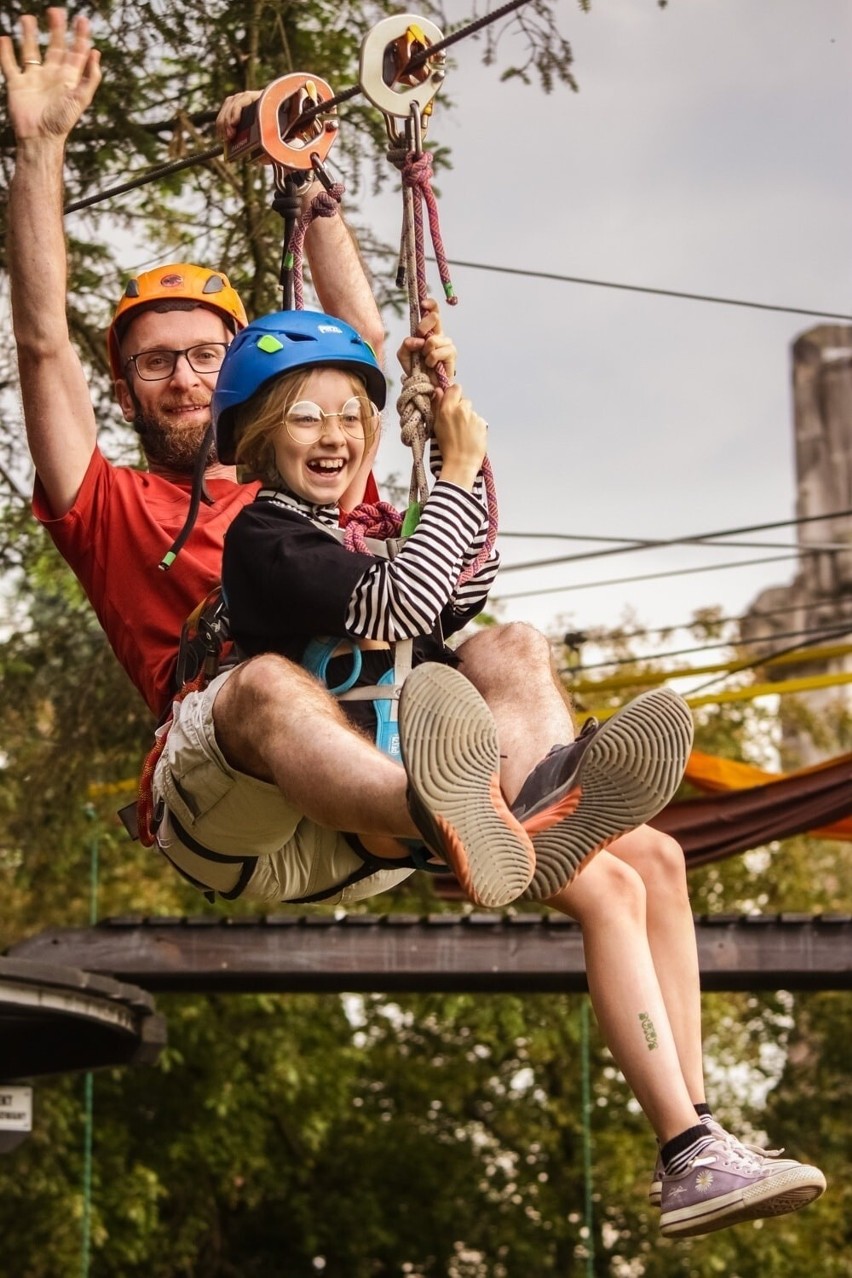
left=653, top=750, right=852, bottom=866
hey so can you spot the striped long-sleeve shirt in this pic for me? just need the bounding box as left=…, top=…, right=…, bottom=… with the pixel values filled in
left=222, top=471, right=499, bottom=667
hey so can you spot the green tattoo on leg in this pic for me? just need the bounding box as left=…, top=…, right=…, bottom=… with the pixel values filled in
left=639, top=1011, right=659, bottom=1051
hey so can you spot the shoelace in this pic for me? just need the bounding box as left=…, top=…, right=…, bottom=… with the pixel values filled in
left=727, top=1134, right=786, bottom=1160
left=712, top=1144, right=765, bottom=1172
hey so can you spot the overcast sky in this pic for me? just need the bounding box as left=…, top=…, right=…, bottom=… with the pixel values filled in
left=360, top=0, right=852, bottom=649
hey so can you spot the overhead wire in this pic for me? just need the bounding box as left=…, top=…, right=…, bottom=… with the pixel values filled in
left=498, top=507, right=852, bottom=573
left=571, top=600, right=837, bottom=645
left=494, top=552, right=802, bottom=601
left=434, top=257, right=852, bottom=324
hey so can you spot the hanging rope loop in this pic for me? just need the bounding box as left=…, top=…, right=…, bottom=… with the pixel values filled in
left=399, top=148, right=457, bottom=308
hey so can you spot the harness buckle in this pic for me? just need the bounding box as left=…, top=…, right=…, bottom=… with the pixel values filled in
left=359, top=14, right=446, bottom=147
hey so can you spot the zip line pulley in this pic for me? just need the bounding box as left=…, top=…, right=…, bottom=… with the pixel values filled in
left=227, top=72, right=341, bottom=310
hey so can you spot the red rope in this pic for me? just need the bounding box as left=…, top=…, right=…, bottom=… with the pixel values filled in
left=400, top=150, right=457, bottom=314
left=289, top=182, right=345, bottom=309
left=397, top=150, right=498, bottom=583
left=339, top=500, right=403, bottom=554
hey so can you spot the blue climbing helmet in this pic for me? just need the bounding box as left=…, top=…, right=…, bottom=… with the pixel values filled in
left=213, top=309, right=387, bottom=464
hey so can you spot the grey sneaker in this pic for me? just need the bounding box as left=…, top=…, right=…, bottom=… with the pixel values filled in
left=399, top=663, right=535, bottom=908
left=649, top=1120, right=802, bottom=1208
left=516, top=686, right=694, bottom=901
left=659, top=1136, right=826, bottom=1238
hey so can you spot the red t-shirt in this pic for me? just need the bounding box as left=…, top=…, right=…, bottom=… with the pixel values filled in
left=33, top=449, right=258, bottom=717
left=33, top=450, right=382, bottom=719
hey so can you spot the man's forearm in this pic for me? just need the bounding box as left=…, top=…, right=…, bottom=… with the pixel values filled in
left=304, top=212, right=385, bottom=364
left=9, top=137, right=72, bottom=354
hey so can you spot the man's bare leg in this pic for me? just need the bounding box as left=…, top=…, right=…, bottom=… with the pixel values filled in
left=456, top=622, right=574, bottom=800
left=213, top=655, right=535, bottom=907
left=213, top=654, right=417, bottom=845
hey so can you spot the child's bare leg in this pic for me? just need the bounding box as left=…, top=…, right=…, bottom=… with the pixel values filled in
left=545, top=849, right=699, bottom=1144
left=607, top=827, right=706, bottom=1103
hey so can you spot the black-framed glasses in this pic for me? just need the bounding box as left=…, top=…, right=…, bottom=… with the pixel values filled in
left=125, top=343, right=229, bottom=381
left=284, top=396, right=380, bottom=443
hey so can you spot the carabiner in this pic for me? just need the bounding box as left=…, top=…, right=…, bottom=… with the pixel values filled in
left=227, top=72, right=339, bottom=171
left=359, top=14, right=445, bottom=147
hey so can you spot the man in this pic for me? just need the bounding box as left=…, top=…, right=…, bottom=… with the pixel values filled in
left=2, top=9, right=385, bottom=719
left=1, top=8, right=826, bottom=1237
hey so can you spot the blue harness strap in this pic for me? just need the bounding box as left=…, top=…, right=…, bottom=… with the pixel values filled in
left=373, top=668, right=401, bottom=761
left=301, top=636, right=363, bottom=694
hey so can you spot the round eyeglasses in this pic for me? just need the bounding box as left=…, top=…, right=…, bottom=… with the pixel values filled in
left=125, top=343, right=229, bottom=381
left=284, top=396, right=380, bottom=443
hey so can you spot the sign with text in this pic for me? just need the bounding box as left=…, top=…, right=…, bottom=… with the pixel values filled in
left=0, top=1087, right=32, bottom=1132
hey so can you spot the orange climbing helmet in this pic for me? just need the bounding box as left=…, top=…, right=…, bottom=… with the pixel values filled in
left=107, top=263, right=248, bottom=381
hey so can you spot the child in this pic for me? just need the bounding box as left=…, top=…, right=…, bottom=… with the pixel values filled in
left=214, top=302, right=691, bottom=908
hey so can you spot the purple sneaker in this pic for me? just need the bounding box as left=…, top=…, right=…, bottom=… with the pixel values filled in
left=659, top=1136, right=826, bottom=1237
left=649, top=1120, right=803, bottom=1208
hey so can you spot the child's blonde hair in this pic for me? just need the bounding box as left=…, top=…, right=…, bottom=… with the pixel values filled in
left=233, top=368, right=376, bottom=485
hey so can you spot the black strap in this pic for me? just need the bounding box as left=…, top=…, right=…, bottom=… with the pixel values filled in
left=167, top=811, right=259, bottom=901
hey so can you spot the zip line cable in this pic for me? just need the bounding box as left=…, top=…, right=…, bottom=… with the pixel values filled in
left=495, top=551, right=802, bottom=601
left=498, top=508, right=852, bottom=574
left=63, top=0, right=537, bottom=214
left=435, top=258, right=852, bottom=324
left=65, top=145, right=224, bottom=214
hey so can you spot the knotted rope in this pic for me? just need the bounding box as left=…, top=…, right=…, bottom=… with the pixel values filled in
left=287, top=180, right=345, bottom=310
left=398, top=149, right=457, bottom=313
left=389, top=142, right=499, bottom=585
left=340, top=499, right=403, bottom=554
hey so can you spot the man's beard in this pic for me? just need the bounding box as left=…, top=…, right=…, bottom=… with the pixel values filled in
left=132, top=407, right=218, bottom=473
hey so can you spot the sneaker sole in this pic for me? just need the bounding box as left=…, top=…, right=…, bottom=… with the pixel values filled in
left=660, top=1165, right=826, bottom=1237
left=524, top=687, right=694, bottom=901
left=399, top=663, right=535, bottom=908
